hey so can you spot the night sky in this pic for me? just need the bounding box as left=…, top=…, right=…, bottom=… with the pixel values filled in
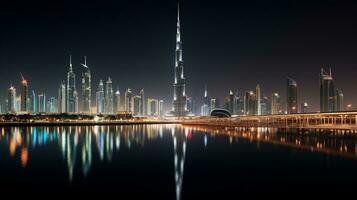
left=1, top=0, right=357, bottom=111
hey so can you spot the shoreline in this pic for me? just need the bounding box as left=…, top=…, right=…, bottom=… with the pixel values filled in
left=0, top=121, right=178, bottom=127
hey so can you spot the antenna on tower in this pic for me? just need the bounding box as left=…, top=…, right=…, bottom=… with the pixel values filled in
left=20, top=72, right=25, bottom=81
left=69, top=55, right=73, bottom=70
left=81, top=56, right=89, bottom=68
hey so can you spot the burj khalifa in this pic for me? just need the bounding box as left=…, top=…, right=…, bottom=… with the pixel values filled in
left=171, top=3, right=189, bottom=117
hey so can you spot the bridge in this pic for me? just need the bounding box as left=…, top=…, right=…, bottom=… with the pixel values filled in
left=182, top=111, right=357, bottom=130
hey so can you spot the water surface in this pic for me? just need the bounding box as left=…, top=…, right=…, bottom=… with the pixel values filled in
left=1, top=125, right=357, bottom=198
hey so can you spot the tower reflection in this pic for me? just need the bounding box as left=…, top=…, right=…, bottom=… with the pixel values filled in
left=172, top=127, right=187, bottom=200
left=1, top=124, right=357, bottom=194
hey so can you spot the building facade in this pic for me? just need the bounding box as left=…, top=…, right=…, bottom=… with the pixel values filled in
left=7, top=86, right=16, bottom=113
left=105, top=77, right=114, bottom=113
left=67, top=55, right=76, bottom=113
left=81, top=56, right=91, bottom=113
left=286, top=77, right=298, bottom=114
left=96, top=80, right=105, bottom=113
left=125, top=88, right=133, bottom=113
left=271, top=92, right=281, bottom=114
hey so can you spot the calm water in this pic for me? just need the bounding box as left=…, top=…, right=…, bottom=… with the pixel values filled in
left=1, top=125, right=357, bottom=198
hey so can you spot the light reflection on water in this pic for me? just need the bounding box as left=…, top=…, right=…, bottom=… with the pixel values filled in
left=1, top=125, right=357, bottom=198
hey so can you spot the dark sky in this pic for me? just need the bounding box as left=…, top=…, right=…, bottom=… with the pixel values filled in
left=1, top=0, right=357, bottom=111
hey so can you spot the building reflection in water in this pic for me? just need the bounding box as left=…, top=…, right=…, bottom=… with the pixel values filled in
left=172, top=127, right=187, bottom=200
left=2, top=125, right=357, bottom=197
left=184, top=125, right=357, bottom=159
left=0, top=125, right=178, bottom=182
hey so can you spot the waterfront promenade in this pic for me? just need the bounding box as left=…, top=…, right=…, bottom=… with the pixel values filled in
left=182, top=111, right=357, bottom=130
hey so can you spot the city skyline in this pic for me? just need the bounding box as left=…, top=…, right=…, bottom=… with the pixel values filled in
left=1, top=0, right=357, bottom=112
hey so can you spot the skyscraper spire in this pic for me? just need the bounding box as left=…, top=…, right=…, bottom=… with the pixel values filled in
left=69, top=55, right=73, bottom=71
left=171, top=2, right=189, bottom=117
left=204, top=85, right=207, bottom=98
left=84, top=56, right=87, bottom=66
left=177, top=2, right=180, bottom=26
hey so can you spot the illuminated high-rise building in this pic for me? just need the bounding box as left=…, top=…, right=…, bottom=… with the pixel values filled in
left=244, top=91, right=256, bottom=115
left=200, top=87, right=210, bottom=116
left=38, top=94, right=46, bottom=113
left=186, top=97, right=196, bottom=115
left=320, top=68, right=336, bottom=112
left=336, top=88, right=344, bottom=111
left=81, top=56, right=91, bottom=113
left=115, top=89, right=121, bottom=112
left=124, top=88, right=133, bottom=113
left=47, top=97, right=58, bottom=113
left=96, top=80, right=105, bottom=113
left=235, top=96, right=244, bottom=115
left=271, top=92, right=281, bottom=114
left=255, top=84, right=261, bottom=115
left=105, top=77, right=114, bottom=113
left=67, top=55, right=76, bottom=113
left=132, top=96, right=142, bottom=115
left=286, top=77, right=298, bottom=114
left=171, top=3, right=189, bottom=117
left=58, top=81, right=66, bottom=113
left=210, top=98, right=220, bottom=112
left=147, top=98, right=159, bottom=116
left=20, top=73, right=28, bottom=112
left=7, top=85, right=16, bottom=113
left=140, top=88, right=145, bottom=115
left=261, top=96, right=270, bottom=115
left=159, top=100, right=164, bottom=117
left=30, top=90, right=37, bottom=113
left=224, top=90, right=236, bottom=115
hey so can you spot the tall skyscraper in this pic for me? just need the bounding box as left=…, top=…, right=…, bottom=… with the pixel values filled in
left=186, top=97, right=196, bottom=115
left=210, top=98, right=220, bottom=112
left=38, top=94, right=46, bottom=113
left=115, top=89, right=121, bottom=113
left=261, top=96, right=271, bottom=115
left=336, top=88, right=344, bottom=111
left=105, top=77, right=114, bottom=114
left=200, top=87, right=210, bottom=116
left=286, top=77, right=298, bottom=114
left=58, top=81, right=66, bottom=113
left=320, top=68, right=336, bottom=112
left=20, top=73, right=28, bottom=112
left=171, top=4, right=189, bottom=117
left=7, top=85, right=16, bottom=113
left=159, top=100, right=164, bottom=117
left=81, top=56, right=91, bottom=113
left=30, top=90, right=37, bottom=113
left=96, top=80, right=105, bottom=113
left=235, top=96, right=244, bottom=115
left=125, top=88, right=133, bottom=113
left=271, top=92, right=281, bottom=114
left=224, top=90, right=236, bottom=115
left=47, top=97, right=58, bottom=113
left=244, top=91, right=256, bottom=115
left=67, top=55, right=76, bottom=113
left=140, top=89, right=145, bottom=115
left=147, top=98, right=159, bottom=116
left=132, top=96, right=142, bottom=115
left=255, top=84, right=261, bottom=115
